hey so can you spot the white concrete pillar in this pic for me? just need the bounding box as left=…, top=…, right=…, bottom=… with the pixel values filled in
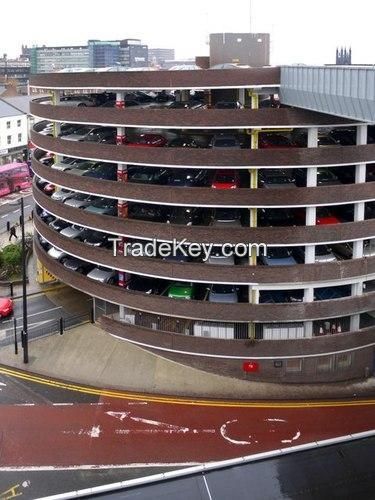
left=116, top=91, right=125, bottom=109
left=305, top=128, right=318, bottom=263
left=116, top=126, right=126, bottom=145
left=353, top=125, right=368, bottom=260
left=353, top=240, right=364, bottom=259
left=350, top=281, right=363, bottom=331
left=304, top=287, right=314, bottom=337
left=238, top=88, right=245, bottom=106
left=52, top=90, right=61, bottom=137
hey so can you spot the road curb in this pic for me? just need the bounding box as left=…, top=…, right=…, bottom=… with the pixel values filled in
left=12, top=283, right=67, bottom=300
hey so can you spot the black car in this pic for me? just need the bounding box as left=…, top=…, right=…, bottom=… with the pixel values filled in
left=126, top=276, right=162, bottom=295
left=82, top=230, right=111, bottom=247
left=49, top=219, right=71, bottom=232
left=83, top=127, right=116, bottom=144
left=167, top=169, right=208, bottom=187
left=63, top=258, right=95, bottom=274
left=329, top=128, right=356, bottom=146
left=38, top=209, right=56, bottom=225
left=166, top=207, right=203, bottom=226
left=168, top=137, right=200, bottom=148
left=83, top=163, right=117, bottom=180
left=128, top=167, right=169, bottom=185
left=167, top=100, right=205, bottom=109
left=259, top=169, right=296, bottom=188
left=128, top=203, right=166, bottom=222
left=213, top=101, right=242, bottom=109
left=294, top=168, right=341, bottom=187
left=258, top=208, right=297, bottom=227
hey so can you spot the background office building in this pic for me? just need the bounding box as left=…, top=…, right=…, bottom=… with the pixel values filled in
left=0, top=56, right=30, bottom=91
left=28, top=45, right=89, bottom=73
left=209, top=32, right=270, bottom=67
left=149, top=48, right=175, bottom=67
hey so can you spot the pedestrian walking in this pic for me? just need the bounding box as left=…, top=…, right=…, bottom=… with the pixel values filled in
left=9, top=225, right=18, bottom=242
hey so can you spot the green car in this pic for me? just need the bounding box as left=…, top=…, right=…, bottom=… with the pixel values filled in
left=167, top=282, right=194, bottom=300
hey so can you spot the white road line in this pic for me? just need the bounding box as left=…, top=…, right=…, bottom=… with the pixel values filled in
left=52, top=403, right=74, bottom=406
left=14, top=403, right=35, bottom=406
left=1, top=306, right=62, bottom=325
left=0, top=463, right=201, bottom=471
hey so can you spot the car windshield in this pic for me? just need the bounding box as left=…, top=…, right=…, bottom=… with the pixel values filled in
left=215, top=173, right=235, bottom=183
left=70, top=127, right=92, bottom=136
left=318, top=170, right=336, bottom=181
left=212, top=284, right=235, bottom=294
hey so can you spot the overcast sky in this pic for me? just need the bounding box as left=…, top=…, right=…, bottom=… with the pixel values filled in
left=2, top=0, right=374, bottom=65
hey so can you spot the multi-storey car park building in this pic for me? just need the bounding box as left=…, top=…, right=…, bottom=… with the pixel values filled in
left=29, top=66, right=375, bottom=385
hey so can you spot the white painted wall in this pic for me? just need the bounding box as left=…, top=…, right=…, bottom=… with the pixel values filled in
left=0, top=114, right=28, bottom=152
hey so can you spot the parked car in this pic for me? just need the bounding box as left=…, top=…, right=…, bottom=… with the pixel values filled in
left=167, top=169, right=208, bottom=187
left=38, top=235, right=51, bottom=252
left=129, top=167, right=169, bottom=185
left=168, top=137, right=200, bottom=148
left=39, top=210, right=55, bottom=225
left=210, top=134, right=241, bottom=149
left=84, top=127, right=116, bottom=144
left=68, top=161, right=98, bottom=176
left=61, top=126, right=98, bottom=141
left=258, top=208, right=296, bottom=227
left=128, top=203, right=166, bottom=222
left=316, top=208, right=342, bottom=225
left=259, top=169, right=296, bottom=188
left=260, top=247, right=297, bottom=266
left=364, top=239, right=375, bottom=257
left=295, top=168, right=341, bottom=187
left=0, top=297, right=13, bottom=319
left=211, top=169, right=240, bottom=189
left=332, top=242, right=353, bottom=260
left=259, top=134, right=297, bottom=149
left=83, top=230, right=111, bottom=247
left=87, top=266, right=117, bottom=284
left=126, top=276, right=162, bottom=295
left=166, top=207, right=203, bottom=226
left=43, top=183, right=56, bottom=196
left=295, top=245, right=338, bottom=263
left=213, top=101, right=242, bottom=109
left=207, top=247, right=235, bottom=266
left=51, top=188, right=74, bottom=202
left=208, top=284, right=238, bottom=303
left=60, top=224, right=86, bottom=239
left=167, top=101, right=205, bottom=109
left=49, top=219, right=71, bottom=232
left=47, top=246, right=68, bottom=262
left=210, top=208, right=242, bottom=227
left=126, top=134, right=167, bottom=147
left=84, top=198, right=117, bottom=215
left=59, top=95, right=95, bottom=107
left=329, top=128, right=356, bottom=146
left=167, top=282, right=194, bottom=300
left=63, top=258, right=94, bottom=274
left=64, top=193, right=97, bottom=209
left=82, top=163, right=117, bottom=180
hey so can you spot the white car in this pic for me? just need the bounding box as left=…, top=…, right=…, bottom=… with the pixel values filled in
left=47, top=246, right=67, bottom=262
left=51, top=188, right=74, bottom=202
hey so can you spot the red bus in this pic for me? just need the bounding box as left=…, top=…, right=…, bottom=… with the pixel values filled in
left=0, top=162, right=32, bottom=198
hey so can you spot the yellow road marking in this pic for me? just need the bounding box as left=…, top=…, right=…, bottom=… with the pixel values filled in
left=0, top=484, right=22, bottom=499
left=1, top=365, right=375, bottom=409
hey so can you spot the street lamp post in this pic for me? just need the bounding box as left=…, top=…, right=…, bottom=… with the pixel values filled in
left=20, top=196, right=28, bottom=363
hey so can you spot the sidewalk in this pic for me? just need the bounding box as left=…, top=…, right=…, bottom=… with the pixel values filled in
left=0, top=322, right=374, bottom=400
left=0, top=223, right=64, bottom=297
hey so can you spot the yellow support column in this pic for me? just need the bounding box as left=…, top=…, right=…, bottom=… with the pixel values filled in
left=248, top=91, right=259, bottom=339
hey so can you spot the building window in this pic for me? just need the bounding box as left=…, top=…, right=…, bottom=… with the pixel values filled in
left=336, top=353, right=352, bottom=369
left=6, top=121, right=10, bottom=129
left=17, top=119, right=21, bottom=127
left=7, top=136, right=11, bottom=145
left=316, top=356, right=333, bottom=372
left=285, top=359, right=302, bottom=372
left=18, top=133, right=22, bottom=143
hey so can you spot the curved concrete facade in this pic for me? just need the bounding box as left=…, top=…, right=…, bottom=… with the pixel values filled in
left=30, top=68, right=375, bottom=385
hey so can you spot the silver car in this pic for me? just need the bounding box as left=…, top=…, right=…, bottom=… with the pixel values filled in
left=51, top=188, right=74, bottom=202
left=208, top=284, right=239, bottom=303
left=364, top=240, right=375, bottom=257
left=47, top=246, right=67, bottom=262
left=207, top=247, right=235, bottom=265
left=64, top=194, right=97, bottom=209
left=62, top=126, right=97, bottom=141
left=87, top=266, right=117, bottom=284
left=60, top=225, right=86, bottom=239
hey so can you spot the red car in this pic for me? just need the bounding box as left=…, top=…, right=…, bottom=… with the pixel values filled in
left=259, top=134, right=298, bottom=149
left=316, top=209, right=342, bottom=225
left=43, top=183, right=56, bottom=195
left=0, top=297, right=13, bottom=319
left=126, top=134, right=167, bottom=147
left=211, top=170, right=240, bottom=189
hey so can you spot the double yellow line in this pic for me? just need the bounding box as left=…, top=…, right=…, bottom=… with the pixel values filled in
left=1, top=365, right=375, bottom=408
